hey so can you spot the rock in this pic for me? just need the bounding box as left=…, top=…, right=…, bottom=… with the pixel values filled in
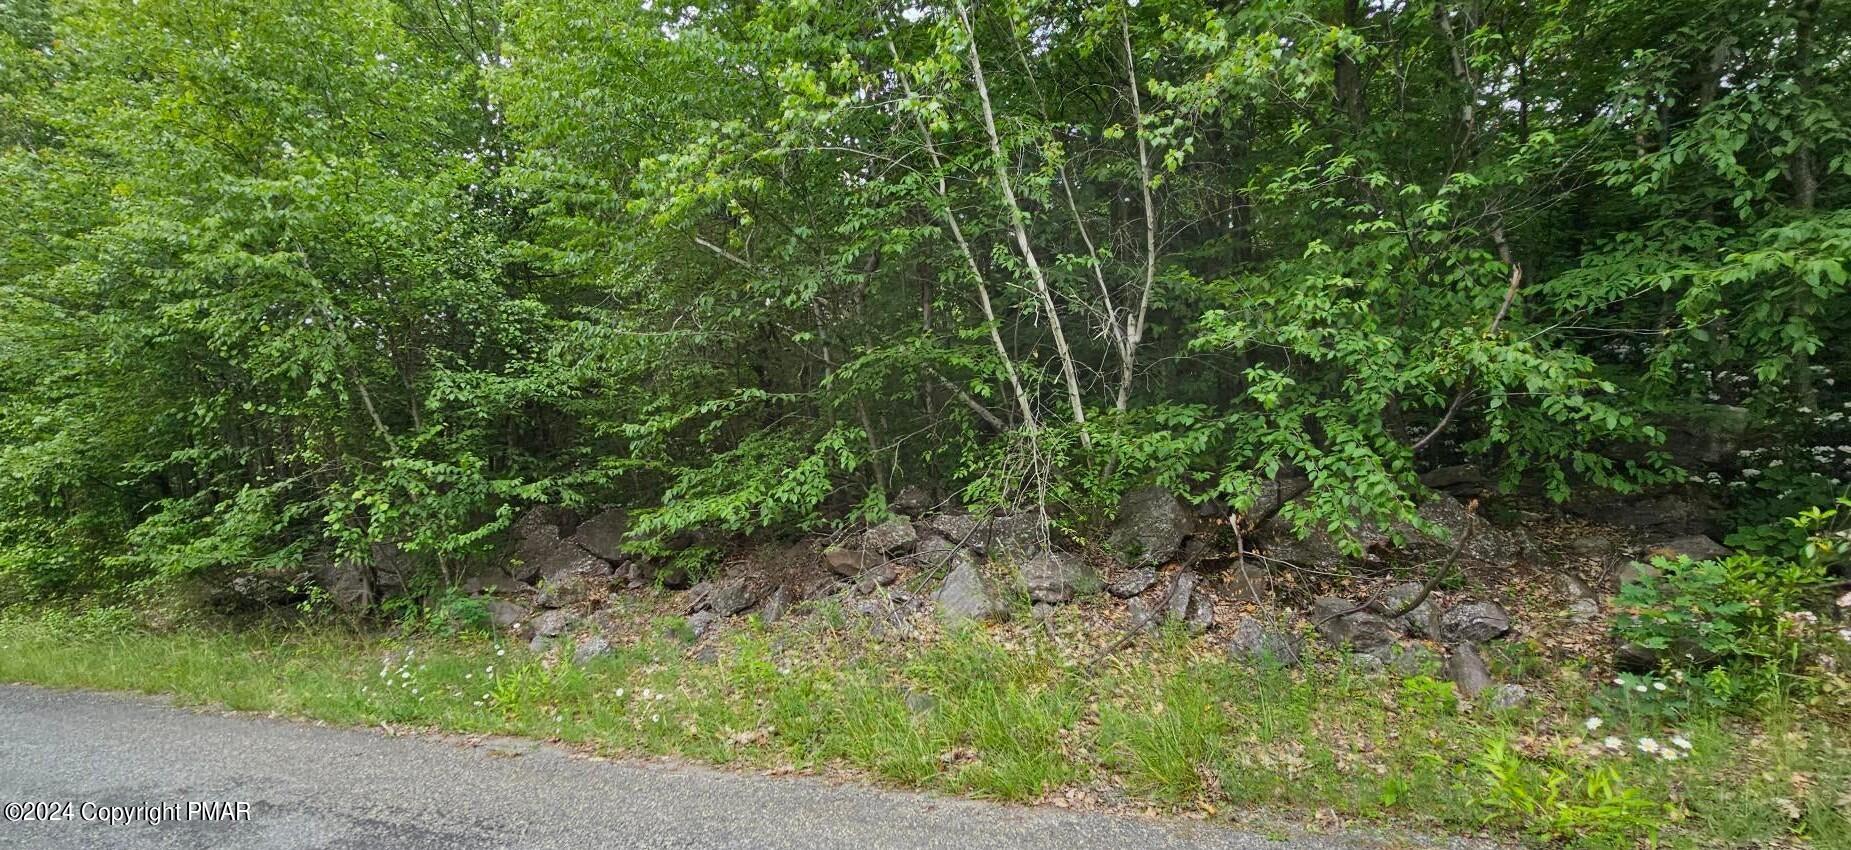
left=531, top=609, right=571, bottom=638
left=486, top=598, right=529, bottom=631
left=1107, top=567, right=1159, bottom=598
left=918, top=513, right=982, bottom=550
left=985, top=511, right=1055, bottom=560
left=1234, top=476, right=1311, bottom=526
left=1108, top=486, right=1197, bottom=567
left=1567, top=598, right=1601, bottom=623
left=534, top=571, right=608, bottom=609
left=1567, top=491, right=1719, bottom=538
left=758, top=586, right=789, bottom=625
left=1419, top=464, right=1490, bottom=496
left=1372, top=581, right=1442, bottom=640
left=1185, top=590, right=1216, bottom=634
left=1384, top=643, right=1440, bottom=677
left=902, top=688, right=938, bottom=714
left=1260, top=513, right=1382, bottom=573
left=1225, top=616, right=1302, bottom=667
left=1311, top=596, right=1400, bottom=651
left=1031, top=601, right=1056, bottom=623
left=862, top=517, right=919, bottom=556
left=1348, top=653, right=1387, bottom=674
left=572, top=634, right=611, bottom=664
left=511, top=528, right=608, bottom=585
left=566, top=509, right=630, bottom=562
left=1564, top=534, right=1619, bottom=562
left=685, top=610, right=718, bottom=640
left=1163, top=570, right=1198, bottom=621
left=460, top=564, right=523, bottom=596
left=1224, top=561, right=1273, bottom=604
left=1440, top=601, right=1512, bottom=643
left=1556, top=572, right=1598, bottom=600
left=1125, top=597, right=1160, bottom=632
left=1397, top=496, right=1523, bottom=568
left=512, top=505, right=570, bottom=540
left=1663, top=404, right=1750, bottom=472
left=698, top=577, right=758, bottom=616
left=892, top=485, right=934, bottom=514
left=1488, top=683, right=1529, bottom=710
left=935, top=555, right=1005, bottom=624
left=1446, top=644, right=1493, bottom=697
left=1615, top=560, right=1660, bottom=588
left=1648, top=535, right=1731, bottom=563
left=1615, top=635, right=1716, bottom=672
left=313, top=560, right=374, bottom=613
left=1017, top=550, right=1098, bottom=604
left=822, top=546, right=872, bottom=577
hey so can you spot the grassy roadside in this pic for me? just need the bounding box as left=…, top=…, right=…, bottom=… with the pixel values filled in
left=1, top=603, right=1845, bottom=850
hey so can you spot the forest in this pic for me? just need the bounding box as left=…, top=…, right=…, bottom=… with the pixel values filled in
left=1, top=0, right=1848, bottom=606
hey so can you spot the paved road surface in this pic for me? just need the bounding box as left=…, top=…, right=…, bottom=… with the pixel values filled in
left=0, top=684, right=1470, bottom=849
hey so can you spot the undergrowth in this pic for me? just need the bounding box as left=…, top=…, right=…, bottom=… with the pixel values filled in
left=0, top=605, right=1845, bottom=850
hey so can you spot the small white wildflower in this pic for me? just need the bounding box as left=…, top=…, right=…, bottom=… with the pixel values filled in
left=650, top=713, right=660, bottom=723
left=1653, top=681, right=1667, bottom=691
left=400, top=671, right=410, bottom=679
left=1638, top=737, right=1661, bottom=754
left=1603, top=736, right=1623, bottom=750
left=1634, top=684, right=1649, bottom=693
left=465, top=673, right=473, bottom=679
left=486, top=665, right=494, bottom=673
left=1612, top=677, right=1626, bottom=686
left=1659, top=750, right=1679, bottom=762
left=1671, top=736, right=1692, bottom=750
left=1584, top=717, right=1604, bottom=731
left=615, top=688, right=625, bottom=698
left=497, top=648, right=506, bottom=656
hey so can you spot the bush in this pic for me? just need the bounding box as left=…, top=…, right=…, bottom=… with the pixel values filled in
left=1615, top=501, right=1846, bottom=708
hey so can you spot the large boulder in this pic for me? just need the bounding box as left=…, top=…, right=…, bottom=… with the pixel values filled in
left=1108, top=487, right=1197, bottom=567
left=935, top=554, right=1005, bottom=624
left=510, top=527, right=607, bottom=585
left=566, top=509, right=630, bottom=562
left=1440, top=601, right=1512, bottom=643
left=1372, top=581, right=1442, bottom=640
left=1018, top=550, right=1098, bottom=604
left=1312, top=596, right=1400, bottom=651
left=1226, top=616, right=1303, bottom=667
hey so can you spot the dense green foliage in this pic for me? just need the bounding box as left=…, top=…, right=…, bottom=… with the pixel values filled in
left=2, top=0, right=1848, bottom=599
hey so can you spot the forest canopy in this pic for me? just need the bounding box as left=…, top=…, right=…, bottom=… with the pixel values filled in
left=1, top=0, right=1846, bottom=601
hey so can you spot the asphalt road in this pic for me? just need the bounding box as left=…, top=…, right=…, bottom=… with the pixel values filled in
left=0, top=684, right=1474, bottom=849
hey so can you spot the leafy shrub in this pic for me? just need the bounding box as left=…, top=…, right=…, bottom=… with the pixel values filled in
left=1474, top=738, right=1663, bottom=848
left=1616, top=504, right=1844, bottom=708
